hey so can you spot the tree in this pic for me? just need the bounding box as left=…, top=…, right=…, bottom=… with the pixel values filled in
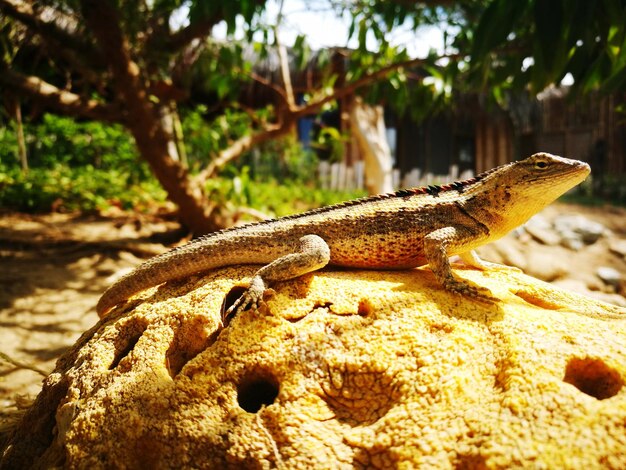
left=1, top=0, right=625, bottom=234
left=0, top=0, right=439, bottom=233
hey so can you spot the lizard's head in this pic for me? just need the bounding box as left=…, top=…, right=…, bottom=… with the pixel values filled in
left=507, top=152, right=590, bottom=200
left=477, top=152, right=590, bottom=232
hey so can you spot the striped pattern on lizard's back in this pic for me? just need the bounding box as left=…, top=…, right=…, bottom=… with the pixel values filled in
left=97, top=154, right=589, bottom=318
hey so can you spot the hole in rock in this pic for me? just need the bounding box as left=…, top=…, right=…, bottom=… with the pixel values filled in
left=221, top=285, right=248, bottom=326
left=357, top=299, right=373, bottom=316
left=166, top=315, right=214, bottom=378
left=454, top=452, right=488, bottom=470
left=109, top=319, right=148, bottom=370
left=313, top=301, right=333, bottom=310
left=237, top=372, right=280, bottom=413
left=563, top=356, right=623, bottom=400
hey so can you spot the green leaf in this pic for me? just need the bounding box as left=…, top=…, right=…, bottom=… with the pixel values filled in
left=293, top=34, right=310, bottom=70
left=470, top=0, right=530, bottom=62
left=600, top=63, right=626, bottom=93
left=532, top=0, right=568, bottom=89
left=347, top=18, right=356, bottom=41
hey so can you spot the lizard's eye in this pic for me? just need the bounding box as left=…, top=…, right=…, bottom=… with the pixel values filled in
left=534, top=160, right=549, bottom=170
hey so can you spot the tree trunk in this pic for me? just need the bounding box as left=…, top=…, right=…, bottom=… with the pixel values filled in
left=349, top=97, right=394, bottom=194
left=171, top=103, right=188, bottom=169
left=159, top=103, right=182, bottom=164
left=81, top=0, right=218, bottom=234
left=128, top=111, right=219, bottom=234
left=13, top=99, right=28, bottom=174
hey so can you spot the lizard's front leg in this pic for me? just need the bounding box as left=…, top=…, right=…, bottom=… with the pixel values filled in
left=424, top=227, right=497, bottom=303
left=223, top=234, right=331, bottom=322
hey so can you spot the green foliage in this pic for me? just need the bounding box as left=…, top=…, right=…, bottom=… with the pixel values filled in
left=0, top=114, right=164, bottom=212
left=0, top=164, right=166, bottom=212
left=0, top=14, right=20, bottom=63
left=182, top=105, right=318, bottom=181
left=292, top=34, right=311, bottom=70
left=467, top=0, right=626, bottom=95
left=189, top=0, right=262, bottom=35
left=0, top=114, right=140, bottom=170
left=193, top=41, right=251, bottom=101
left=219, top=135, right=320, bottom=183
left=328, top=1, right=454, bottom=121
left=0, top=110, right=339, bottom=215
left=181, top=105, right=258, bottom=170
left=310, top=127, right=345, bottom=163
left=199, top=133, right=360, bottom=219
left=469, top=1, right=530, bottom=63
left=205, top=168, right=365, bottom=219
left=344, top=0, right=436, bottom=52
left=3, top=0, right=625, bottom=221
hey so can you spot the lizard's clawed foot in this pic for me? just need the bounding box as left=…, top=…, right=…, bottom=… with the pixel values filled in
left=221, top=276, right=268, bottom=325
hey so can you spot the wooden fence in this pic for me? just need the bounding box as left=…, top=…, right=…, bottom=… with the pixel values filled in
left=317, top=161, right=475, bottom=192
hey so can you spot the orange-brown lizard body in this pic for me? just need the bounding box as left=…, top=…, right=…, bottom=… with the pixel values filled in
left=97, top=153, right=593, bottom=319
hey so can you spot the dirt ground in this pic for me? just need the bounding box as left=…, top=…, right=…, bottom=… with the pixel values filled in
left=1, top=203, right=625, bottom=419
left=0, top=211, right=182, bottom=413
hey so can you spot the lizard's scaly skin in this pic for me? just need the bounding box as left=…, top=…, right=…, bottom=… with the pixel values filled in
left=97, top=153, right=590, bottom=318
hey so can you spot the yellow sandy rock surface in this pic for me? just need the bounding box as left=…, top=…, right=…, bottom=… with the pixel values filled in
left=2, top=264, right=625, bottom=469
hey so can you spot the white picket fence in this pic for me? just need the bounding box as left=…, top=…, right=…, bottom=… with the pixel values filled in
left=317, top=161, right=475, bottom=192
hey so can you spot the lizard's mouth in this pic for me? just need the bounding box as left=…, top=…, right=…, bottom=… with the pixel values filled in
left=566, top=161, right=591, bottom=183
left=573, top=161, right=591, bottom=175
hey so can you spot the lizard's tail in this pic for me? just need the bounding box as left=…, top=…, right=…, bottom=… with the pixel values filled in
left=96, top=266, right=162, bottom=318
left=96, top=278, right=131, bottom=318
left=95, top=236, right=283, bottom=317
left=96, top=251, right=212, bottom=317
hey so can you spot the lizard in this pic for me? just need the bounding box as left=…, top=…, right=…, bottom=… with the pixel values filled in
left=97, top=152, right=592, bottom=320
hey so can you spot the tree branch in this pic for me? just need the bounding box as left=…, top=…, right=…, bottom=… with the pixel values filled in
left=224, top=63, right=290, bottom=109
left=79, top=0, right=150, bottom=112
left=246, top=69, right=290, bottom=107
left=0, top=67, right=122, bottom=122
left=163, top=17, right=223, bottom=53
left=293, top=53, right=462, bottom=118
left=276, top=44, right=296, bottom=110
left=0, top=0, right=102, bottom=65
left=0, top=351, right=48, bottom=377
left=171, top=39, right=207, bottom=87
left=149, top=0, right=267, bottom=54
left=274, top=0, right=296, bottom=111
left=79, top=0, right=221, bottom=235
left=195, top=121, right=293, bottom=183
left=197, top=52, right=462, bottom=179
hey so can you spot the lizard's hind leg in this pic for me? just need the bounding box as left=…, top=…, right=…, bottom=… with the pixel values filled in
left=223, top=234, right=331, bottom=323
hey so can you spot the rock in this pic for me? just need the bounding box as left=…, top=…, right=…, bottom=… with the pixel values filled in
left=523, top=250, right=568, bottom=282
left=551, top=278, right=594, bottom=296
left=552, top=278, right=626, bottom=307
left=524, top=215, right=561, bottom=246
left=597, top=266, right=622, bottom=290
left=553, top=214, right=607, bottom=248
left=478, top=240, right=528, bottom=271
left=609, top=239, right=626, bottom=259
left=560, top=235, right=584, bottom=251
left=2, top=266, right=626, bottom=469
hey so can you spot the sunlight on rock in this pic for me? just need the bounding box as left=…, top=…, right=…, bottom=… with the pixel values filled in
left=2, top=266, right=625, bottom=468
